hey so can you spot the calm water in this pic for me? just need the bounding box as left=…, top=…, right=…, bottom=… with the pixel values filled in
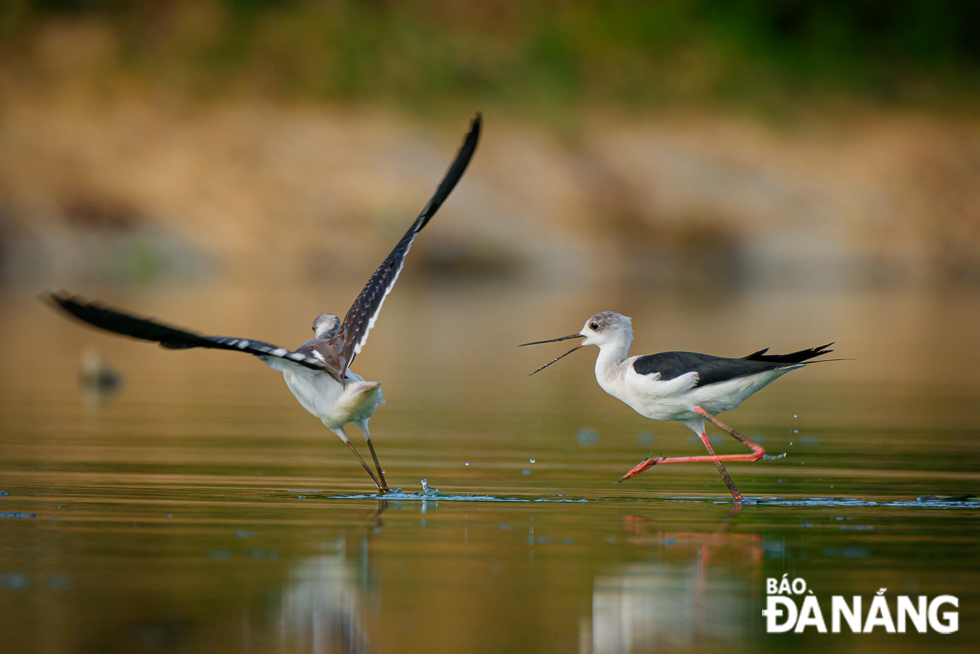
left=1, top=282, right=978, bottom=653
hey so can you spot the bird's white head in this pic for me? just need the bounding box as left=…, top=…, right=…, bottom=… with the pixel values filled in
left=312, top=313, right=341, bottom=340
left=578, top=311, right=633, bottom=348
left=521, top=311, right=634, bottom=375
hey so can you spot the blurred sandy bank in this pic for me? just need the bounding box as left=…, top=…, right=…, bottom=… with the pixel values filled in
left=1, top=94, right=978, bottom=293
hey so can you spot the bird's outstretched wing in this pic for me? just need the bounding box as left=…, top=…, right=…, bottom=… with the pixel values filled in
left=47, top=292, right=344, bottom=383
left=339, top=113, right=482, bottom=374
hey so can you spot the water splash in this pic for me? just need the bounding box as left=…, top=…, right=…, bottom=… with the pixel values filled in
left=305, top=489, right=587, bottom=503
left=420, top=478, right=440, bottom=496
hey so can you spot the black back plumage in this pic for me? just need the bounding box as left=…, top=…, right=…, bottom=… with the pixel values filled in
left=48, top=293, right=343, bottom=382
left=633, top=343, right=833, bottom=387
left=340, top=114, right=481, bottom=373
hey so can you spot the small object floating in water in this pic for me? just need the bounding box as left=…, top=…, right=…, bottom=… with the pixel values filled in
left=79, top=348, right=122, bottom=397
left=522, top=311, right=835, bottom=504
left=44, top=115, right=482, bottom=496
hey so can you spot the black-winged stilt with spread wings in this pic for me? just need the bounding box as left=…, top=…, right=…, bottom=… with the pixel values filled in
left=48, top=114, right=482, bottom=494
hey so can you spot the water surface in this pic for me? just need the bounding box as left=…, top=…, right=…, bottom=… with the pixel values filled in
left=1, top=283, right=978, bottom=653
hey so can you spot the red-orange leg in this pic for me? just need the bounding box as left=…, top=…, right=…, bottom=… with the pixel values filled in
left=618, top=406, right=764, bottom=502
left=697, top=431, right=744, bottom=503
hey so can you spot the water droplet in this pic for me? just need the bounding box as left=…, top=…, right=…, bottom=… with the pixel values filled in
left=575, top=427, right=600, bottom=446
left=1, top=573, right=28, bottom=590
left=464, top=462, right=469, bottom=466
left=529, top=458, right=535, bottom=464
left=521, top=470, right=531, bottom=475
left=793, top=414, right=797, bottom=418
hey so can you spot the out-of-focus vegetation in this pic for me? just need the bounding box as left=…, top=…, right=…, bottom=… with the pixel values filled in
left=3, top=0, right=979, bottom=114
left=2, top=1, right=979, bottom=290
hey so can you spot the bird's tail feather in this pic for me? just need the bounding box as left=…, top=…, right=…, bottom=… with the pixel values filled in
left=742, top=343, right=834, bottom=364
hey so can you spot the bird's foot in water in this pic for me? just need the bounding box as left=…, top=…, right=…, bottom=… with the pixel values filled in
left=617, top=455, right=666, bottom=482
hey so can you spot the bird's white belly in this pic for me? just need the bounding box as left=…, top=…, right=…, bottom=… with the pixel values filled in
left=280, top=367, right=384, bottom=430
left=621, top=388, right=697, bottom=421
left=607, top=366, right=799, bottom=422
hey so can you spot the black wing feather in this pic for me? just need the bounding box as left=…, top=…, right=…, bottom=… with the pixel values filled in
left=340, top=113, right=481, bottom=372
left=742, top=343, right=834, bottom=364
left=47, top=292, right=341, bottom=380
left=633, top=343, right=833, bottom=387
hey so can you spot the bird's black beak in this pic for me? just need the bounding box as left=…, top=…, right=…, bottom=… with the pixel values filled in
left=519, top=333, right=583, bottom=347
left=520, top=333, right=585, bottom=376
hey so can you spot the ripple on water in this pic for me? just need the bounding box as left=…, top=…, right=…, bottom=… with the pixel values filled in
left=285, top=490, right=979, bottom=509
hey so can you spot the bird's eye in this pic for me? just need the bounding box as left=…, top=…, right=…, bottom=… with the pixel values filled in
left=589, top=322, right=598, bottom=330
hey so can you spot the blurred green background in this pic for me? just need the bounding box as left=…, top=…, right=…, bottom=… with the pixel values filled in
left=1, top=0, right=979, bottom=294
left=3, top=0, right=980, bottom=112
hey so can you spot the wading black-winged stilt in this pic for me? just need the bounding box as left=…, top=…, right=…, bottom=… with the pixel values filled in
left=47, top=114, right=482, bottom=494
left=522, top=311, right=832, bottom=502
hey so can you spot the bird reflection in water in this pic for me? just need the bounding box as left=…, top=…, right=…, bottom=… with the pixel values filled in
left=275, top=503, right=386, bottom=654
left=583, top=507, right=762, bottom=653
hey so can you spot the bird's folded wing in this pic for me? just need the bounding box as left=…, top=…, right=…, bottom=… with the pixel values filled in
left=340, top=113, right=482, bottom=373
left=633, top=351, right=781, bottom=388
left=48, top=292, right=343, bottom=382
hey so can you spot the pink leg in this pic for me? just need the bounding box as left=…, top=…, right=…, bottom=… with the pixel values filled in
left=619, top=406, right=764, bottom=502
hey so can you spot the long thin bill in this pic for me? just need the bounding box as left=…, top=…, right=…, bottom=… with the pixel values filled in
left=519, top=333, right=582, bottom=347
left=529, top=345, right=582, bottom=376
